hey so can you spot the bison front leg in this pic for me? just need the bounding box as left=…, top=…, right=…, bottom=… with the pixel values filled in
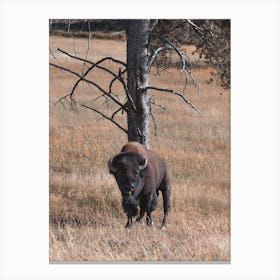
left=146, top=212, right=153, bottom=226
left=123, top=196, right=139, bottom=228
left=125, top=217, right=133, bottom=228
left=125, top=207, right=138, bottom=228
left=123, top=200, right=138, bottom=228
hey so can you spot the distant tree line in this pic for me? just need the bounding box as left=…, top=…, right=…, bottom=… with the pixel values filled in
left=49, top=19, right=201, bottom=44
left=49, top=19, right=127, bottom=33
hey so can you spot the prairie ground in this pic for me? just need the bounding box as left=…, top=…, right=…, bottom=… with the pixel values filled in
left=49, top=36, right=230, bottom=261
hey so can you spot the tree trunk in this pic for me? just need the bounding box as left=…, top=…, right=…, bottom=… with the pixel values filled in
left=126, top=20, right=151, bottom=148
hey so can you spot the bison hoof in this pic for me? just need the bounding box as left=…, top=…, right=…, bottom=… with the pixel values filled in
left=160, top=220, right=167, bottom=229
left=160, top=216, right=167, bottom=229
left=125, top=225, right=133, bottom=229
left=125, top=223, right=133, bottom=229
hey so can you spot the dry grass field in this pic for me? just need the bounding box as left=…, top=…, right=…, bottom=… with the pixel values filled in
left=49, top=36, right=230, bottom=261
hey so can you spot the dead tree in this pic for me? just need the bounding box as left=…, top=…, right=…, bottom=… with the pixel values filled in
left=50, top=19, right=205, bottom=148
left=126, top=20, right=157, bottom=147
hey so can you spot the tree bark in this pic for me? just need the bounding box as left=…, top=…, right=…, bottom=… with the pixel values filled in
left=126, top=20, right=151, bottom=148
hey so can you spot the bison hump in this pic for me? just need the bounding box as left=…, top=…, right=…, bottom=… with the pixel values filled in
left=121, top=142, right=147, bottom=158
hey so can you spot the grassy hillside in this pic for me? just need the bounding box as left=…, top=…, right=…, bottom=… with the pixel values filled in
left=49, top=36, right=230, bottom=261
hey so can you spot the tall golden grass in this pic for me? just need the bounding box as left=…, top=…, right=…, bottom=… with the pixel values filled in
left=49, top=36, right=230, bottom=261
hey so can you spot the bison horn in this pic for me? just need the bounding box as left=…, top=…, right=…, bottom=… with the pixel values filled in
left=139, top=158, right=148, bottom=170
left=108, top=157, right=117, bottom=173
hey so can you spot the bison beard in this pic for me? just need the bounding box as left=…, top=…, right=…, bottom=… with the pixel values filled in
left=108, top=142, right=171, bottom=228
left=122, top=195, right=139, bottom=216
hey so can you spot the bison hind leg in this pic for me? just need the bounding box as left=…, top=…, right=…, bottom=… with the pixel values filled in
left=159, top=180, right=171, bottom=228
left=160, top=189, right=171, bottom=228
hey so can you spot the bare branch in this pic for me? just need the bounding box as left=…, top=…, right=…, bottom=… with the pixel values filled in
left=49, top=47, right=56, bottom=59
left=148, top=46, right=172, bottom=69
left=50, top=49, right=134, bottom=134
left=108, top=68, right=127, bottom=93
left=150, top=32, right=185, bottom=68
left=180, top=52, right=200, bottom=94
left=182, top=68, right=200, bottom=92
left=149, top=20, right=158, bottom=32
left=116, top=68, right=136, bottom=110
left=91, top=93, right=110, bottom=103
left=150, top=111, right=158, bottom=136
left=70, top=34, right=77, bottom=57
left=186, top=19, right=203, bottom=34
left=80, top=104, right=128, bottom=134
left=139, top=86, right=201, bottom=113
left=55, top=97, right=68, bottom=110
left=57, top=48, right=128, bottom=100
left=70, top=97, right=79, bottom=114
left=149, top=32, right=199, bottom=92
left=186, top=19, right=216, bottom=48
left=111, top=107, right=124, bottom=120
left=55, top=93, right=70, bottom=106
left=67, top=19, right=71, bottom=33
left=49, top=62, right=125, bottom=110
left=186, top=19, right=229, bottom=88
left=150, top=98, right=166, bottom=111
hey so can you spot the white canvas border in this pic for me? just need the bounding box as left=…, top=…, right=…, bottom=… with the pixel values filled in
left=1, top=0, right=279, bottom=279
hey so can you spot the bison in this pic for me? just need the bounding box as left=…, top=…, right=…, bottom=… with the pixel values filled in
left=108, top=142, right=171, bottom=228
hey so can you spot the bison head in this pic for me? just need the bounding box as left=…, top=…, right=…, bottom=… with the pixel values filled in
left=108, top=152, right=147, bottom=203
